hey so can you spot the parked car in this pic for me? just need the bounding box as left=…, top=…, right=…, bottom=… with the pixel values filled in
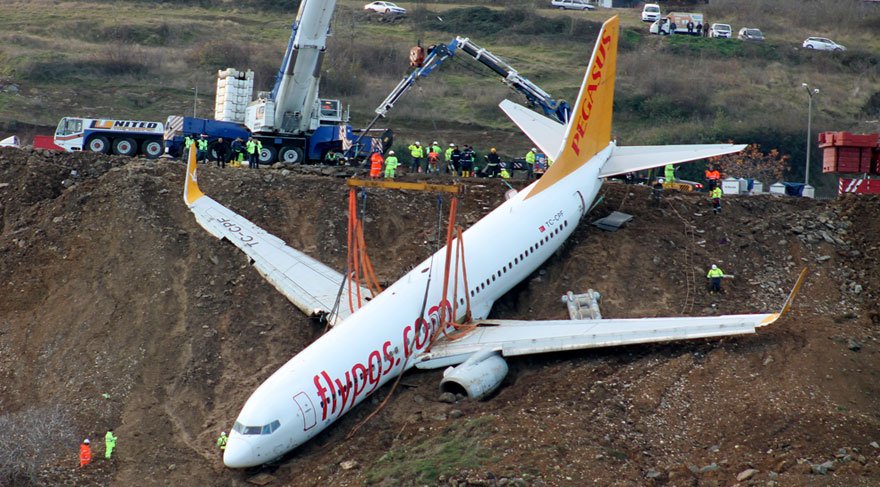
left=803, top=37, right=846, bottom=51
left=364, top=1, right=406, bottom=14
left=738, top=27, right=765, bottom=42
left=709, top=23, right=732, bottom=38
left=641, top=3, right=661, bottom=22
left=551, top=0, right=596, bottom=10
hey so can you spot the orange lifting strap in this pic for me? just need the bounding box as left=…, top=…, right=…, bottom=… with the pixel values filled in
left=344, top=183, right=472, bottom=336
left=346, top=189, right=384, bottom=314
left=427, top=197, right=477, bottom=350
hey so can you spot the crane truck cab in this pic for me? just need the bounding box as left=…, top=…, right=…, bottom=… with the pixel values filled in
left=54, top=117, right=165, bottom=158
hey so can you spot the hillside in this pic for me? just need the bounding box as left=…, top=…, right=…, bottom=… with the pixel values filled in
left=0, top=0, right=879, bottom=192
left=1, top=148, right=879, bottom=485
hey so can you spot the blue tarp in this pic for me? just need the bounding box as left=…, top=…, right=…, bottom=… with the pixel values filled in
left=783, top=182, right=806, bottom=197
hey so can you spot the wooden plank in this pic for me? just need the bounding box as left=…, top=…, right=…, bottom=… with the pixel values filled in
left=346, top=178, right=463, bottom=194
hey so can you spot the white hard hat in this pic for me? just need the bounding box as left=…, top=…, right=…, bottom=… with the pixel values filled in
left=711, top=264, right=717, bottom=269
left=221, top=431, right=226, bottom=435
left=531, top=147, right=537, bottom=152
left=388, top=150, right=395, bottom=155
left=449, top=143, right=455, bottom=147
left=658, top=178, right=665, bottom=183
left=432, top=141, right=438, bottom=145
left=84, top=439, right=90, bottom=444
left=415, top=141, right=420, bottom=144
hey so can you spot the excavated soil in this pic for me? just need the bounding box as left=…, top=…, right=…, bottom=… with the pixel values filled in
left=1, top=147, right=879, bottom=486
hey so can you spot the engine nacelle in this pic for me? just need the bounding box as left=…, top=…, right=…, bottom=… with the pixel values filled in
left=439, top=349, right=508, bottom=400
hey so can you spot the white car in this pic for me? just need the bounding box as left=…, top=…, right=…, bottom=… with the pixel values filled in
left=641, top=3, right=661, bottom=22
left=803, top=37, right=846, bottom=51
left=364, top=1, right=406, bottom=14
left=551, top=0, right=596, bottom=10
left=709, top=23, right=732, bottom=38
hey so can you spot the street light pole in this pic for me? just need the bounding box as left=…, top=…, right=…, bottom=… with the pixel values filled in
left=802, top=83, right=819, bottom=186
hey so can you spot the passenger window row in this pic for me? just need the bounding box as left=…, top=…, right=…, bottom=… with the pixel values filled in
left=458, top=220, right=569, bottom=307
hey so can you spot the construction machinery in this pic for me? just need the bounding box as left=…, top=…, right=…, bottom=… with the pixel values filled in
left=165, top=0, right=386, bottom=164
left=54, top=117, right=165, bottom=158
left=363, top=36, right=571, bottom=133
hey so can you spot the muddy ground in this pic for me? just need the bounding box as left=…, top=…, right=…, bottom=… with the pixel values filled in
left=1, top=148, right=879, bottom=486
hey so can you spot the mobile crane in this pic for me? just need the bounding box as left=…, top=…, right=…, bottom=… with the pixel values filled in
left=368, top=36, right=571, bottom=130
left=165, top=0, right=385, bottom=164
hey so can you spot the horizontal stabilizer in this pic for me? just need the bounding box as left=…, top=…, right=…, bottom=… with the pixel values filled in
left=499, top=99, right=564, bottom=160
left=599, top=144, right=746, bottom=178
left=416, top=268, right=807, bottom=368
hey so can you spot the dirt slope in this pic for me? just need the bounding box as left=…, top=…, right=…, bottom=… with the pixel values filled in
left=1, top=148, right=879, bottom=486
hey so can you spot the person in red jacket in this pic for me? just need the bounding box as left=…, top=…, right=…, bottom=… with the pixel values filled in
left=79, top=439, right=92, bottom=468
left=369, top=150, right=384, bottom=179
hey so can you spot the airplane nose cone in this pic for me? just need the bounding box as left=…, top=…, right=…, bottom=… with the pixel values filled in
left=223, top=436, right=257, bottom=468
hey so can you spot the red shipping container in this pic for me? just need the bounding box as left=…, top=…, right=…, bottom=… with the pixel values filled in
left=818, top=131, right=880, bottom=148
left=837, top=132, right=878, bottom=147
left=838, top=162, right=860, bottom=173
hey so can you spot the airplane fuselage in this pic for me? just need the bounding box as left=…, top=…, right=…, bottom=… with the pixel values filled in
left=222, top=146, right=609, bottom=467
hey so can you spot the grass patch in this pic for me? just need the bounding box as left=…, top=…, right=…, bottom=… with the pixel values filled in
left=664, top=35, right=778, bottom=60
left=364, top=416, right=496, bottom=484
left=415, top=6, right=601, bottom=40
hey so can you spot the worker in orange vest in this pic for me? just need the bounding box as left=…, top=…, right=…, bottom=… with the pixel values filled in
left=369, top=150, right=384, bottom=179
left=79, top=439, right=92, bottom=468
left=705, top=166, right=721, bottom=190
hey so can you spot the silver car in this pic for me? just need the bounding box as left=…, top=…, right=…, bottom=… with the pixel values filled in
left=364, top=1, right=406, bottom=14
left=803, top=37, right=846, bottom=51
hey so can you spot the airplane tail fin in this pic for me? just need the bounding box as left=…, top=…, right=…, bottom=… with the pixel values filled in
left=183, top=144, right=205, bottom=206
left=526, top=15, right=619, bottom=199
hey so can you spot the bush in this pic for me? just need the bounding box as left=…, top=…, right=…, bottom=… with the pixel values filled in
left=414, top=6, right=600, bottom=39
left=0, top=405, right=78, bottom=485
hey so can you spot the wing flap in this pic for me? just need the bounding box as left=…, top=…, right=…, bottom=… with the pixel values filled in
left=599, top=144, right=746, bottom=178
left=415, top=268, right=807, bottom=368
left=416, top=314, right=772, bottom=368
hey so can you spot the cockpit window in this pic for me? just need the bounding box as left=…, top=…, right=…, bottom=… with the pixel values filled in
left=262, top=420, right=281, bottom=435
left=235, top=419, right=281, bottom=435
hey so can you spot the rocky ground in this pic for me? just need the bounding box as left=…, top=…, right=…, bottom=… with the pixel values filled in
left=1, top=148, right=879, bottom=486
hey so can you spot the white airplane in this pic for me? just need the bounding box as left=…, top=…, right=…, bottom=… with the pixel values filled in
left=183, top=16, right=804, bottom=468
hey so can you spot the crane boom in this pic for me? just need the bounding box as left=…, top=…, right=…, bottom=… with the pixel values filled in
left=248, top=0, right=337, bottom=135
left=374, top=36, right=570, bottom=124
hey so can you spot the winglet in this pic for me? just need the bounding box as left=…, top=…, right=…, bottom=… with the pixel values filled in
left=183, top=143, right=205, bottom=206
left=526, top=15, right=619, bottom=199
left=758, top=268, right=808, bottom=327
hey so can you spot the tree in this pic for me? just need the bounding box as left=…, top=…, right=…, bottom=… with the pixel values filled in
left=709, top=144, right=790, bottom=184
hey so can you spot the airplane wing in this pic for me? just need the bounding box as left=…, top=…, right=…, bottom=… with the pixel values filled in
left=415, top=269, right=807, bottom=369
left=183, top=146, right=369, bottom=325
left=599, top=144, right=746, bottom=178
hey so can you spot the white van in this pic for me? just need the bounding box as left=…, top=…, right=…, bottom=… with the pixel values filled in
left=710, top=23, right=732, bottom=38
left=641, top=3, right=661, bottom=22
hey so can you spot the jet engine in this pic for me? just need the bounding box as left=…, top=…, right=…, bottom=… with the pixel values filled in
left=439, top=349, right=508, bottom=400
